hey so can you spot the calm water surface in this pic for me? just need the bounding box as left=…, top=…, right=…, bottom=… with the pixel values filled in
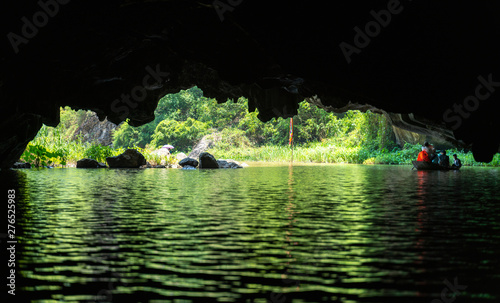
left=2, top=164, right=500, bottom=302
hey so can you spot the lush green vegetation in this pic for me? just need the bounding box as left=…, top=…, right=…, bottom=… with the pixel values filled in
left=112, top=87, right=396, bottom=151
left=20, top=121, right=119, bottom=167
left=20, top=122, right=177, bottom=167
left=19, top=87, right=500, bottom=167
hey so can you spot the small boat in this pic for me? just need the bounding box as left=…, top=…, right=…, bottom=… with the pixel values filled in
left=412, top=161, right=460, bottom=171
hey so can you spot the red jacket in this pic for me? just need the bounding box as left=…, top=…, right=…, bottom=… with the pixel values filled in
left=417, top=150, right=431, bottom=162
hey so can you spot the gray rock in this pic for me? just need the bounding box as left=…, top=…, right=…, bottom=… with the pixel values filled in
left=199, top=152, right=219, bottom=169
left=228, top=162, right=243, bottom=169
left=71, top=112, right=117, bottom=146
left=216, top=160, right=229, bottom=168
left=12, top=162, right=31, bottom=169
left=217, top=159, right=243, bottom=169
left=182, top=165, right=197, bottom=170
left=176, top=152, right=187, bottom=161
left=106, top=149, right=146, bottom=168
left=189, top=134, right=220, bottom=159
left=154, top=165, right=166, bottom=168
left=77, top=158, right=107, bottom=168
left=179, top=157, right=199, bottom=168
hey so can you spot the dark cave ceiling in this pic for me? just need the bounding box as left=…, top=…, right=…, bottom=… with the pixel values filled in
left=1, top=0, right=500, bottom=168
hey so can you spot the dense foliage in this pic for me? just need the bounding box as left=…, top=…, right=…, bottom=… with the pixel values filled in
left=112, top=87, right=397, bottom=153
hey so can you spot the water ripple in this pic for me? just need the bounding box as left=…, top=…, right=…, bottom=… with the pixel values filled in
left=3, top=165, right=499, bottom=302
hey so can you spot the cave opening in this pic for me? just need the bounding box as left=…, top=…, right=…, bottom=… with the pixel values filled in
left=15, top=86, right=500, bottom=170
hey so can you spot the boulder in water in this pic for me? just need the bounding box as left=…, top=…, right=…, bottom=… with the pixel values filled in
left=217, top=159, right=243, bottom=169
left=106, top=149, right=146, bottom=168
left=77, top=158, right=107, bottom=168
left=199, top=152, right=219, bottom=169
left=179, top=157, right=199, bottom=168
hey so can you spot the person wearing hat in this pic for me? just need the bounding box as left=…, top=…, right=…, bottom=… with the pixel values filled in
left=438, top=150, right=450, bottom=167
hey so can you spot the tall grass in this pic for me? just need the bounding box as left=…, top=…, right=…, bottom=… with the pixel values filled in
left=208, top=145, right=370, bottom=163
left=208, top=142, right=500, bottom=166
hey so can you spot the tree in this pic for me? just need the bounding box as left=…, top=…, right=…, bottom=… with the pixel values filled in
left=112, top=121, right=142, bottom=148
left=150, top=118, right=210, bottom=152
left=238, top=110, right=266, bottom=144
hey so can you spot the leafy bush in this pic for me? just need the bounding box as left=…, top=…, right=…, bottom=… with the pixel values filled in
left=83, top=144, right=114, bottom=163
left=21, top=143, right=66, bottom=167
left=112, top=120, right=144, bottom=148
left=208, top=128, right=253, bottom=151
left=140, top=149, right=178, bottom=166
left=237, top=111, right=266, bottom=144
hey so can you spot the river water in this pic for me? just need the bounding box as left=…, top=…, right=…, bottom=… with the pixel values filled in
left=2, top=164, right=499, bottom=302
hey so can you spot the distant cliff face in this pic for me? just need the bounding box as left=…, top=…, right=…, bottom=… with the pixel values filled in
left=1, top=1, right=500, bottom=167
left=71, top=112, right=117, bottom=146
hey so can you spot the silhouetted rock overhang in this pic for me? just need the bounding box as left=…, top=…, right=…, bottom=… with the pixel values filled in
left=1, top=0, right=500, bottom=168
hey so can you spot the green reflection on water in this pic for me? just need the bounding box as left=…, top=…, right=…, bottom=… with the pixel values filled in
left=6, top=165, right=500, bottom=302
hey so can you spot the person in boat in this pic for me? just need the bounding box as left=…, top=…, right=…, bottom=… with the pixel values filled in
left=438, top=150, right=450, bottom=167
left=417, top=142, right=431, bottom=163
left=432, top=150, right=440, bottom=164
left=452, top=154, right=462, bottom=168
left=427, top=143, right=438, bottom=163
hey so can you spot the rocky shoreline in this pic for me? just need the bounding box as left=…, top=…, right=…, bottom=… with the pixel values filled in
left=12, top=148, right=248, bottom=170
left=11, top=149, right=247, bottom=170
left=178, top=152, right=246, bottom=169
